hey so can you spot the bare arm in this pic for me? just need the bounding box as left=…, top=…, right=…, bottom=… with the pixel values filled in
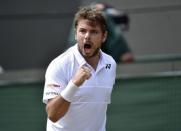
left=46, top=66, right=91, bottom=122
left=46, top=96, right=70, bottom=122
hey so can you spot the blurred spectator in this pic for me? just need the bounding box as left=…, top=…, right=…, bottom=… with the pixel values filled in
left=68, top=2, right=134, bottom=63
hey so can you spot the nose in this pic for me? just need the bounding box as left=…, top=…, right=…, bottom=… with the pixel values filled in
left=84, top=32, right=90, bottom=40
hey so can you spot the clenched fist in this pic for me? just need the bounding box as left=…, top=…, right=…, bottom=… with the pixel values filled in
left=72, top=65, right=92, bottom=87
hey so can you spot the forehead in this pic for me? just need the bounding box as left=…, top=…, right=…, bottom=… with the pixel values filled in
left=77, top=19, right=102, bottom=30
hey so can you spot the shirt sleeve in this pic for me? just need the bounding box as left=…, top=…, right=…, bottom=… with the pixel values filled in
left=42, top=59, right=68, bottom=104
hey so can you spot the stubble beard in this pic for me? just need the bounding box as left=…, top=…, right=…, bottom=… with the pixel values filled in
left=78, top=44, right=101, bottom=59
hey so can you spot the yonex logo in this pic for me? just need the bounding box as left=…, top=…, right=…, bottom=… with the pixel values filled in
left=105, top=64, right=111, bottom=69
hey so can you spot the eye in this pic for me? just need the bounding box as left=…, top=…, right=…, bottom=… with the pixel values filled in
left=79, top=29, right=86, bottom=34
left=91, top=30, right=98, bottom=34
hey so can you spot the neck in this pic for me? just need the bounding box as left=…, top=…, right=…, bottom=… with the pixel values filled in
left=85, top=53, right=100, bottom=70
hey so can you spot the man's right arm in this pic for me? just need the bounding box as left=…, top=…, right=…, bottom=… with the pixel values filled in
left=46, top=66, right=91, bottom=122
left=46, top=96, right=70, bottom=122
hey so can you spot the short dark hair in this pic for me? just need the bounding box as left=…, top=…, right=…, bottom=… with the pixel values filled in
left=74, top=6, right=107, bottom=33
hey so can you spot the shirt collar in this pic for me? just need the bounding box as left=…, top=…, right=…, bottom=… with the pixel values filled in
left=73, top=44, right=87, bottom=67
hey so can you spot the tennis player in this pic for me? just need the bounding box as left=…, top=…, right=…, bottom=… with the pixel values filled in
left=43, top=6, right=116, bottom=131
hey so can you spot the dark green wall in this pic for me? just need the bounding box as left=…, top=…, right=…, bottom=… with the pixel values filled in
left=0, top=82, right=46, bottom=131
left=107, top=76, right=181, bottom=131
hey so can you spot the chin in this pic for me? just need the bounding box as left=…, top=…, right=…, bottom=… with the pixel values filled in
left=82, top=53, right=93, bottom=58
left=84, top=54, right=92, bottom=58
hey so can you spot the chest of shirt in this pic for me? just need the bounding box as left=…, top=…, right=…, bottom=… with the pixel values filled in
left=63, top=54, right=115, bottom=103
left=70, top=70, right=114, bottom=103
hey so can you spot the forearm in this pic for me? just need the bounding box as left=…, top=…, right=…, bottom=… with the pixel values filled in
left=46, top=96, right=70, bottom=122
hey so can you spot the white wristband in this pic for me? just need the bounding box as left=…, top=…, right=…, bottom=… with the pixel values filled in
left=60, top=80, right=78, bottom=102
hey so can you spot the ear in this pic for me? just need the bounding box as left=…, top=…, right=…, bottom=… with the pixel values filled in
left=74, top=28, right=77, bottom=41
left=75, top=35, right=77, bottom=41
left=102, top=31, right=107, bottom=43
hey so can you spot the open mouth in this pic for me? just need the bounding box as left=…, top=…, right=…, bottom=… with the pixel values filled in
left=83, top=42, right=92, bottom=54
left=84, top=43, right=91, bottom=49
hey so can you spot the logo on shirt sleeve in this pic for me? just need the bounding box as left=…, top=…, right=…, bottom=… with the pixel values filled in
left=46, top=92, right=59, bottom=96
left=105, top=64, right=111, bottom=69
left=46, top=84, right=60, bottom=88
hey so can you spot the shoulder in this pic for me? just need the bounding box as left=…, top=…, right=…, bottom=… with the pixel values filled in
left=45, top=47, right=75, bottom=76
left=101, top=51, right=117, bottom=84
left=51, top=47, right=74, bottom=66
left=101, top=51, right=117, bottom=68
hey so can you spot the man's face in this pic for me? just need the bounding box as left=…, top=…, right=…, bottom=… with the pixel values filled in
left=75, top=19, right=107, bottom=59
